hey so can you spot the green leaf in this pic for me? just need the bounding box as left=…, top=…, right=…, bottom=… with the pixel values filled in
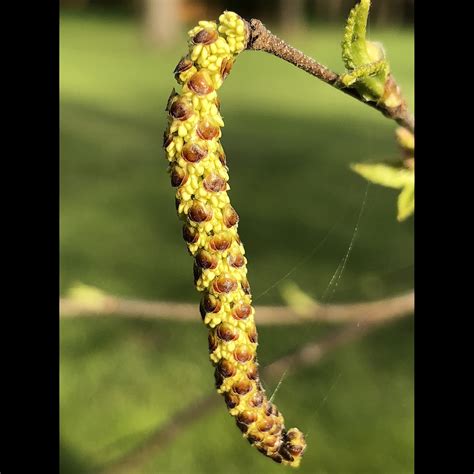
left=67, top=282, right=108, bottom=311
left=351, top=163, right=414, bottom=222
left=340, top=59, right=388, bottom=90
left=351, top=163, right=413, bottom=189
left=341, top=0, right=389, bottom=101
left=279, top=281, right=318, bottom=316
left=396, top=127, right=415, bottom=152
left=397, top=182, right=414, bottom=221
left=342, top=0, right=371, bottom=69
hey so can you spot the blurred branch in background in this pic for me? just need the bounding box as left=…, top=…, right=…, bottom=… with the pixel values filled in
left=279, top=0, right=306, bottom=34
left=60, top=0, right=415, bottom=47
left=99, top=312, right=411, bottom=474
left=143, top=0, right=182, bottom=46
left=60, top=284, right=414, bottom=325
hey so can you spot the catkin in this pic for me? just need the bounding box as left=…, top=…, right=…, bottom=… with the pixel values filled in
left=163, top=11, right=306, bottom=467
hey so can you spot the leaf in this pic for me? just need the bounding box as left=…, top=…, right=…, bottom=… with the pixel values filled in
left=397, top=182, right=414, bottom=221
left=279, top=281, right=318, bottom=316
left=342, top=0, right=371, bottom=69
left=340, top=59, right=388, bottom=90
left=351, top=163, right=413, bottom=189
left=341, top=0, right=389, bottom=101
left=396, top=127, right=415, bottom=152
left=351, top=163, right=414, bottom=221
left=67, top=282, right=107, bottom=311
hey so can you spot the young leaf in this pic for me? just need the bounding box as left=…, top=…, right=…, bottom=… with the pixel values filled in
left=351, top=163, right=413, bottom=189
left=351, top=163, right=414, bottom=221
left=280, top=281, right=318, bottom=316
left=342, top=0, right=371, bottom=69
left=397, top=182, right=414, bottom=221
left=341, top=0, right=389, bottom=101
left=396, top=127, right=415, bottom=152
left=67, top=282, right=107, bottom=311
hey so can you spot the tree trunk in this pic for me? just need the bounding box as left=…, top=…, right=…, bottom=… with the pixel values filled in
left=144, top=0, right=182, bottom=47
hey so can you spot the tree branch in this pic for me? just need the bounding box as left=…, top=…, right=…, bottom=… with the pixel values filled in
left=244, top=19, right=414, bottom=133
left=60, top=290, right=413, bottom=325
left=99, top=316, right=407, bottom=474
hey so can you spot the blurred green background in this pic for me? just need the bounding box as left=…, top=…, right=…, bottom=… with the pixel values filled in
left=60, top=1, right=414, bottom=473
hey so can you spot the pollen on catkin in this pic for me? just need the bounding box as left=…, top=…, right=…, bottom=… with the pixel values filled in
left=163, top=11, right=306, bottom=467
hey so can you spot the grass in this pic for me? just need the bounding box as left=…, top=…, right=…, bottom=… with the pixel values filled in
left=60, top=10, right=414, bottom=474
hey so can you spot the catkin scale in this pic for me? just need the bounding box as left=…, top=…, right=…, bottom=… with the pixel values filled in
left=163, top=11, right=306, bottom=467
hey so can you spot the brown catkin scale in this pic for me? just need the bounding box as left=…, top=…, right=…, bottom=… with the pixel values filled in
left=247, top=328, right=258, bottom=344
left=170, top=166, right=188, bottom=187
left=197, top=119, right=221, bottom=141
left=169, top=97, right=194, bottom=121
left=193, top=263, right=202, bottom=285
left=241, top=278, right=251, bottom=295
left=189, top=202, right=212, bottom=222
left=214, top=276, right=238, bottom=294
left=209, top=233, right=232, bottom=251
left=208, top=332, right=218, bottom=352
left=237, top=410, right=258, bottom=426
left=225, top=392, right=240, bottom=409
left=236, top=421, right=249, bottom=434
left=217, top=359, right=236, bottom=378
left=174, top=57, right=193, bottom=74
left=220, top=57, right=234, bottom=80
left=201, top=293, right=221, bottom=314
left=214, top=371, right=225, bottom=389
left=234, top=344, right=253, bottom=363
left=249, top=391, right=264, bottom=407
left=229, top=252, right=245, bottom=268
left=232, top=378, right=253, bottom=395
left=218, top=150, right=227, bottom=167
left=248, top=432, right=265, bottom=444
left=196, top=249, right=218, bottom=270
left=223, top=205, right=239, bottom=227
left=174, top=59, right=194, bottom=84
left=264, top=435, right=279, bottom=448
left=183, top=225, right=199, bottom=244
left=182, top=142, right=208, bottom=163
left=232, top=302, right=252, bottom=320
left=247, top=366, right=260, bottom=382
left=216, top=322, right=239, bottom=341
left=163, top=132, right=173, bottom=148
left=193, top=28, right=219, bottom=45
left=257, top=417, right=274, bottom=433
left=203, top=173, right=226, bottom=193
left=163, top=11, right=306, bottom=468
left=188, top=70, right=214, bottom=95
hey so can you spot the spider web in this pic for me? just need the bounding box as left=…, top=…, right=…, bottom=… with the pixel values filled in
left=263, top=10, right=379, bottom=417
left=263, top=182, right=370, bottom=414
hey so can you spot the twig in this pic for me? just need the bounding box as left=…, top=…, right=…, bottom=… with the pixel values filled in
left=60, top=290, right=413, bottom=325
left=100, top=315, right=408, bottom=474
left=244, top=19, right=414, bottom=133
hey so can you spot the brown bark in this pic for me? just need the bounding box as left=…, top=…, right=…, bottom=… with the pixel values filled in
left=60, top=291, right=414, bottom=326
left=245, top=18, right=414, bottom=133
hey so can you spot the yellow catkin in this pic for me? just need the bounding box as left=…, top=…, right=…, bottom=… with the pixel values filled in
left=163, top=11, right=306, bottom=467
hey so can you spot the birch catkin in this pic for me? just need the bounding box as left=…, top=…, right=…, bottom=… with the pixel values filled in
left=163, top=11, right=306, bottom=466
